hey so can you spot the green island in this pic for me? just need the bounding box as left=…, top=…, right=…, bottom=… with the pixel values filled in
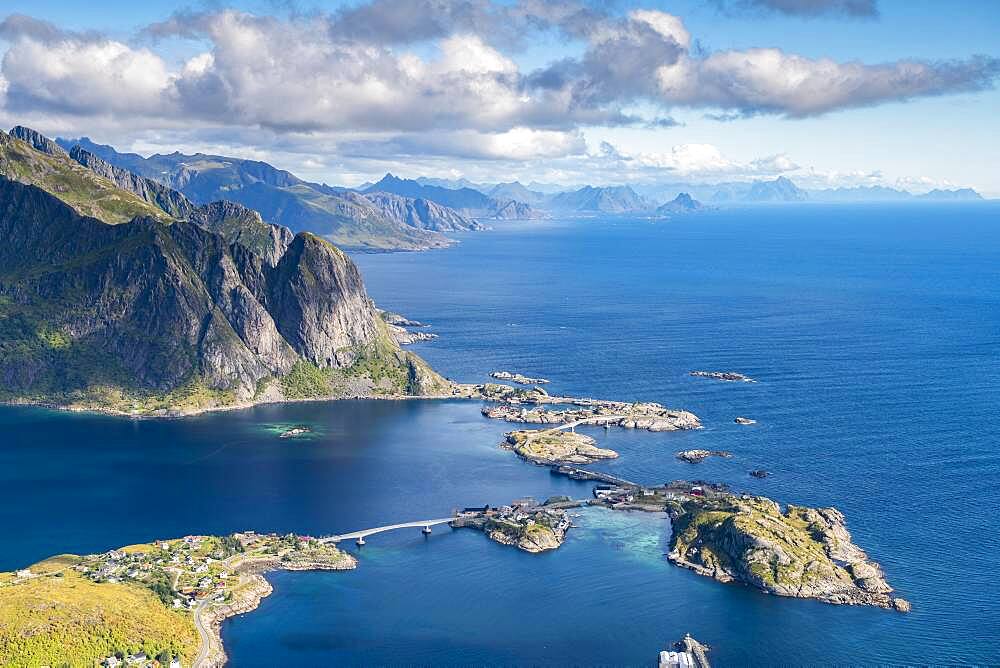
left=0, top=533, right=355, bottom=668
left=665, top=493, right=911, bottom=611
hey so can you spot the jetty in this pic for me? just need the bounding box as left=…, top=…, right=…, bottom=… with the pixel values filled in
left=659, top=634, right=711, bottom=668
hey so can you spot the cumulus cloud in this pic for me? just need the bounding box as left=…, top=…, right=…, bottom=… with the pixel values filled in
left=0, top=2, right=997, bottom=168
left=338, top=127, right=587, bottom=161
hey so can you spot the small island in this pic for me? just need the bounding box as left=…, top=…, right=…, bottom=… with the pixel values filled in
left=477, top=384, right=701, bottom=432
left=490, top=371, right=551, bottom=385
left=666, top=494, right=910, bottom=611
left=504, top=429, right=619, bottom=465
left=676, top=449, right=733, bottom=463
left=453, top=499, right=572, bottom=553
left=690, top=371, right=756, bottom=383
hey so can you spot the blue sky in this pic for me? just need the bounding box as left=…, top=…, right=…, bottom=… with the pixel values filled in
left=1, top=0, right=998, bottom=194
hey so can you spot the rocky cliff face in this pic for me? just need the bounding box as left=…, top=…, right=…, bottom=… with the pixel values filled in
left=0, top=177, right=450, bottom=413
left=9, top=126, right=68, bottom=157
left=666, top=495, right=909, bottom=611
left=363, top=191, right=484, bottom=231
left=69, top=145, right=194, bottom=218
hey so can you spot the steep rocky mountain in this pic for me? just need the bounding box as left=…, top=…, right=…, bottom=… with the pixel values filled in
left=918, top=188, right=983, bottom=201
left=9, top=126, right=68, bottom=157
left=56, top=138, right=454, bottom=251
left=363, top=174, right=536, bottom=219
left=362, top=192, right=485, bottom=232
left=547, top=185, right=653, bottom=213
left=655, top=193, right=703, bottom=215
left=807, top=185, right=914, bottom=202
left=488, top=181, right=548, bottom=207
left=0, top=134, right=451, bottom=415
left=712, top=177, right=808, bottom=203
left=809, top=184, right=984, bottom=202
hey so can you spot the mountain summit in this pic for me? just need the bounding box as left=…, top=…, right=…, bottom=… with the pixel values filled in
left=0, top=127, right=450, bottom=415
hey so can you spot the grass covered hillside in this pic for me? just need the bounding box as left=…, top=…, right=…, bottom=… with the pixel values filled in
left=0, top=130, right=171, bottom=225
left=0, top=556, right=198, bottom=667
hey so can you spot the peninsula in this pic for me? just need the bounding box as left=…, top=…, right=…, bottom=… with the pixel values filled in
left=0, top=533, right=355, bottom=668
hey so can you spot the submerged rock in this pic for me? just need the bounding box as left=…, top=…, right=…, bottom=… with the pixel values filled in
left=749, top=469, right=770, bottom=479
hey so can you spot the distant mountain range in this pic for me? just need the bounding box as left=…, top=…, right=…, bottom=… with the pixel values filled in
left=54, top=138, right=478, bottom=251
left=362, top=174, right=537, bottom=220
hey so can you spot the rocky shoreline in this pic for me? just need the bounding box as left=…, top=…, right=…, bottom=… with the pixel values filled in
left=665, top=494, right=910, bottom=612
left=475, top=383, right=702, bottom=432
left=453, top=500, right=572, bottom=553
left=503, top=429, right=619, bottom=465
left=196, top=552, right=357, bottom=667
left=676, top=449, right=733, bottom=463
left=690, top=371, right=756, bottom=383
left=490, top=371, right=550, bottom=384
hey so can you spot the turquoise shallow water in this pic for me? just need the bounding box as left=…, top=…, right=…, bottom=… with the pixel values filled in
left=2, top=203, right=999, bottom=664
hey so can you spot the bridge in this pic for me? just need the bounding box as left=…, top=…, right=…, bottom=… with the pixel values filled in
left=319, top=517, right=457, bottom=545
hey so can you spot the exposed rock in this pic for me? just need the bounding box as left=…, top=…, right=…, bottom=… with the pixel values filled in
left=734, top=416, right=757, bottom=425
left=490, top=371, right=550, bottom=384
left=504, top=429, right=618, bottom=465
left=676, top=450, right=733, bottom=463
left=363, top=191, right=485, bottom=231
left=0, top=176, right=450, bottom=413
left=690, top=371, right=756, bottom=383
left=386, top=323, right=439, bottom=345
left=69, top=145, right=194, bottom=218
left=9, top=125, right=68, bottom=157
left=454, top=503, right=571, bottom=553
left=666, top=494, right=908, bottom=611
left=475, top=384, right=701, bottom=432
left=378, top=310, right=428, bottom=327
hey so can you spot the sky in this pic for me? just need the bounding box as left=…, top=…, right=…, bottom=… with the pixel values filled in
left=0, top=0, right=997, bottom=195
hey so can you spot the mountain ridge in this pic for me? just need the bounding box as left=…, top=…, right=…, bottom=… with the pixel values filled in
left=0, top=130, right=452, bottom=416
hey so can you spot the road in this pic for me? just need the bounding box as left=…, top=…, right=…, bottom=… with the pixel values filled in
left=192, top=599, right=212, bottom=668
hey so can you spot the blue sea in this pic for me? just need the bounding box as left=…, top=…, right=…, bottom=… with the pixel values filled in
left=2, top=203, right=999, bottom=665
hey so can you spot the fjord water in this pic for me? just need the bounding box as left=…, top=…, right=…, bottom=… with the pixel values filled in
left=3, top=204, right=998, bottom=665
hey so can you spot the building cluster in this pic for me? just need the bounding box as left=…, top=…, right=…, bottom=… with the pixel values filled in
left=102, top=652, right=181, bottom=668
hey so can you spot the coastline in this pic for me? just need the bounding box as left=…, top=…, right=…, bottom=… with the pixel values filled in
left=0, top=389, right=477, bottom=421
left=195, top=556, right=357, bottom=668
